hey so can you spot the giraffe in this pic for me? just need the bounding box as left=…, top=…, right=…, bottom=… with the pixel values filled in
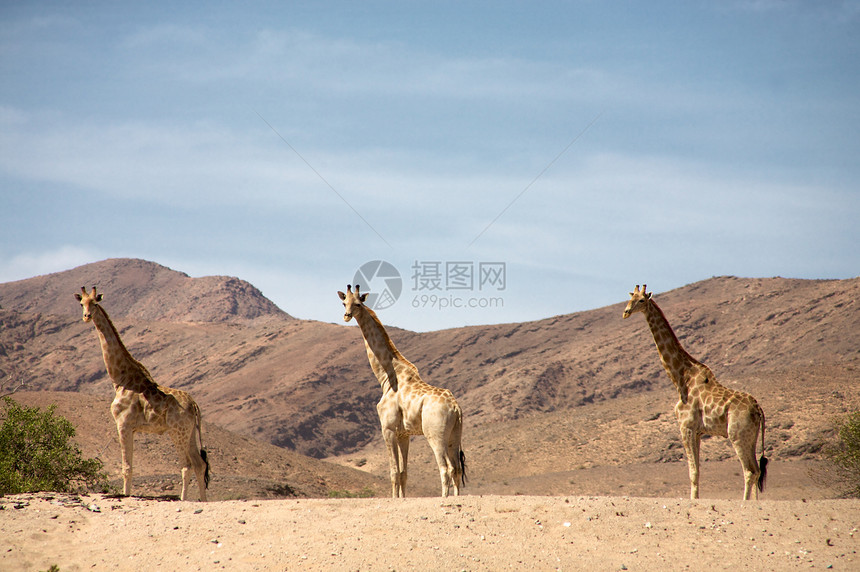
left=338, top=284, right=466, bottom=498
left=75, top=287, right=210, bottom=501
left=623, top=284, right=767, bottom=500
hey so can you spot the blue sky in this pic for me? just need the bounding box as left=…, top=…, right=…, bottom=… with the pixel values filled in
left=2, top=1, right=858, bottom=331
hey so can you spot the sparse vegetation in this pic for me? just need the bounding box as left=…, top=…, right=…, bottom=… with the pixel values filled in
left=0, top=397, right=111, bottom=495
left=327, top=486, right=375, bottom=498
left=813, top=410, right=860, bottom=498
left=265, top=483, right=298, bottom=497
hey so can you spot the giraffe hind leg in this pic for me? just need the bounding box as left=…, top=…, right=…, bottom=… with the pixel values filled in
left=449, top=415, right=465, bottom=495
left=448, top=446, right=460, bottom=496
left=734, top=444, right=761, bottom=501
left=427, top=436, right=455, bottom=497
left=729, top=412, right=764, bottom=501
left=757, top=411, right=768, bottom=493
left=172, top=434, right=192, bottom=501
left=189, top=429, right=210, bottom=502
left=188, top=448, right=209, bottom=501
left=731, top=435, right=762, bottom=501
left=171, top=429, right=207, bottom=501
left=757, top=454, right=768, bottom=493
left=446, top=442, right=465, bottom=496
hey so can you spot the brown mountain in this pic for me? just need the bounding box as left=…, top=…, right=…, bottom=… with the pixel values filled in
left=0, top=257, right=290, bottom=323
left=1, top=259, right=858, bottom=499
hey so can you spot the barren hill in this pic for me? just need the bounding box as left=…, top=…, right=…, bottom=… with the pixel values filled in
left=1, top=259, right=858, bottom=499
left=0, top=258, right=290, bottom=323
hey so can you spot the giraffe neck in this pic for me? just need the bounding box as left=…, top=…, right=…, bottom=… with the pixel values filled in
left=89, top=305, right=156, bottom=393
left=643, top=299, right=700, bottom=393
left=352, top=305, right=416, bottom=392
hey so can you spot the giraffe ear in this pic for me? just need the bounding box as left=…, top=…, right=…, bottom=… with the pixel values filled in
left=644, top=292, right=652, bottom=300
left=337, top=291, right=346, bottom=301
left=359, top=293, right=368, bottom=303
left=74, top=293, right=82, bottom=301
left=95, top=294, right=103, bottom=302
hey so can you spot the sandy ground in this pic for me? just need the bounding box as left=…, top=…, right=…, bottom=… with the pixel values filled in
left=2, top=492, right=857, bottom=571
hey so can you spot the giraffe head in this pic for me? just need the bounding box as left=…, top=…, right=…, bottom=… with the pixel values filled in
left=74, top=286, right=103, bottom=322
left=337, top=284, right=368, bottom=322
left=622, top=284, right=651, bottom=319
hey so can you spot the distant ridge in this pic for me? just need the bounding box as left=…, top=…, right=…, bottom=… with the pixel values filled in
left=0, top=258, right=292, bottom=323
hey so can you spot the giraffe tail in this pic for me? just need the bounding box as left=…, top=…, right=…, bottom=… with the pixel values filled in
left=195, top=404, right=211, bottom=489
left=757, top=409, right=768, bottom=493
left=200, top=449, right=211, bottom=489
left=454, top=408, right=467, bottom=487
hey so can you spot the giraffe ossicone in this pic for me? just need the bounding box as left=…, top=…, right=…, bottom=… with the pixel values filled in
left=623, top=284, right=768, bottom=500
left=338, top=283, right=466, bottom=498
left=75, top=286, right=210, bottom=501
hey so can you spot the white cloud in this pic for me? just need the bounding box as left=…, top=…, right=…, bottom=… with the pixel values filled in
left=120, top=22, right=208, bottom=50
left=0, top=245, right=103, bottom=283
left=0, top=112, right=340, bottom=209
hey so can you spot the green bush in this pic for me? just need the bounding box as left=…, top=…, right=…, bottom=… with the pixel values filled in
left=0, top=397, right=111, bottom=495
left=818, top=410, right=860, bottom=498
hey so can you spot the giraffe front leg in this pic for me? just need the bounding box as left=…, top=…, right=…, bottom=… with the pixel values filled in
left=117, top=426, right=134, bottom=496
left=681, top=427, right=701, bottom=500
left=397, top=433, right=409, bottom=498
left=381, top=428, right=402, bottom=498
left=180, top=467, right=191, bottom=501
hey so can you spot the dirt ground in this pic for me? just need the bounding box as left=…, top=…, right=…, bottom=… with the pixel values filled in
left=2, top=492, right=857, bottom=571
